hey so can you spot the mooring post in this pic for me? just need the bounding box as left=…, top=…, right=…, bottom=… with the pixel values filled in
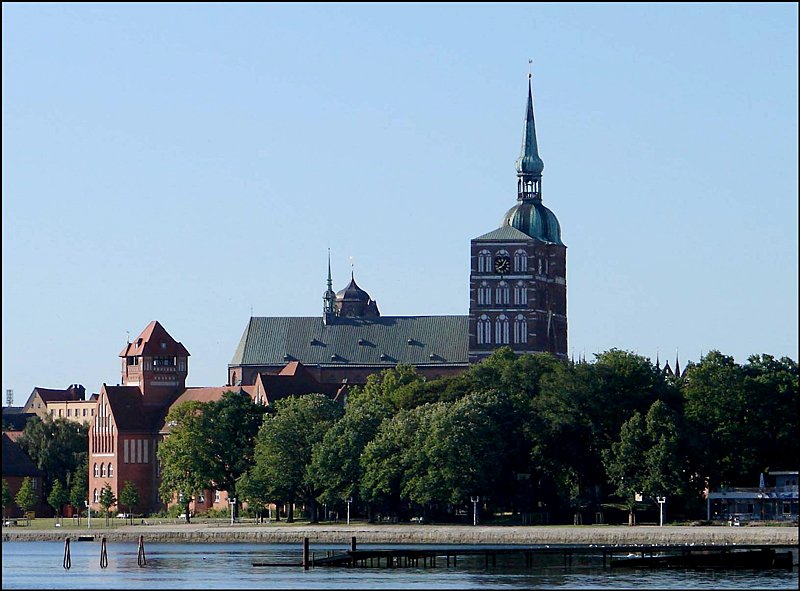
left=351, top=536, right=357, bottom=552
left=137, top=535, right=147, bottom=567
left=303, top=538, right=310, bottom=570
left=63, top=537, right=71, bottom=570
left=100, top=536, right=108, bottom=569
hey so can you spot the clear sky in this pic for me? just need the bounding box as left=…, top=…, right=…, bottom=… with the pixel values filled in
left=2, top=3, right=797, bottom=401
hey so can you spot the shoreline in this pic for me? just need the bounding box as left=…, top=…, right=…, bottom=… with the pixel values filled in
left=3, top=524, right=798, bottom=546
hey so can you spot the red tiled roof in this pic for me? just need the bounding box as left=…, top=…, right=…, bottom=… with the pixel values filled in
left=255, top=363, right=341, bottom=404
left=119, top=320, right=190, bottom=358
left=159, top=386, right=257, bottom=434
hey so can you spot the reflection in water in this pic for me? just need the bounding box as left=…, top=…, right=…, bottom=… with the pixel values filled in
left=2, top=541, right=797, bottom=589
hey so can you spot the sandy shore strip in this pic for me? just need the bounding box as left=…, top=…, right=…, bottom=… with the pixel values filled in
left=3, top=524, right=798, bottom=545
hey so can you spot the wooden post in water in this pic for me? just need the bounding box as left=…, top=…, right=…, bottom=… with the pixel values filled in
left=63, top=537, right=71, bottom=570
left=351, top=536, right=357, bottom=552
left=303, top=537, right=310, bottom=570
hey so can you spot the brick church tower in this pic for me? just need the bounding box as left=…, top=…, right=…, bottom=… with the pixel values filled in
left=119, top=320, right=190, bottom=406
left=468, top=76, right=567, bottom=362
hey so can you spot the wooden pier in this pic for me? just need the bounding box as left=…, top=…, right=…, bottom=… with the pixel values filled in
left=253, top=538, right=797, bottom=570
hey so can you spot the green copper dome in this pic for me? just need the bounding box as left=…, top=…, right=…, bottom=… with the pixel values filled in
left=502, top=201, right=563, bottom=245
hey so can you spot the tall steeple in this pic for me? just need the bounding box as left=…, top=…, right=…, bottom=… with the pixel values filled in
left=322, top=249, right=336, bottom=323
left=515, top=73, right=545, bottom=202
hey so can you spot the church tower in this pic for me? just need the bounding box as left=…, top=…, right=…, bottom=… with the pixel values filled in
left=119, top=320, right=190, bottom=406
left=468, top=75, right=567, bottom=362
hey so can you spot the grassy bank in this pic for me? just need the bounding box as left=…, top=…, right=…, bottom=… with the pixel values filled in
left=3, top=520, right=798, bottom=546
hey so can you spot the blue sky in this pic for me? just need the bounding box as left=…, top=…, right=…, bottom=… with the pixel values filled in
left=2, top=3, right=797, bottom=399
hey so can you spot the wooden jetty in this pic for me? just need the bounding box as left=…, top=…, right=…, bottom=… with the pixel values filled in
left=253, top=538, right=797, bottom=571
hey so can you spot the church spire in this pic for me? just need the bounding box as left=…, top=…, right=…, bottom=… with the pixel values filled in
left=515, top=71, right=545, bottom=202
left=322, top=249, right=336, bottom=322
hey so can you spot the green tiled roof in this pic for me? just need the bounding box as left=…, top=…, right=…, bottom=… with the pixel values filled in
left=473, top=226, right=533, bottom=241
left=230, top=316, right=469, bottom=368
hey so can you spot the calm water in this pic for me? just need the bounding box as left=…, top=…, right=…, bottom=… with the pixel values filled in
left=2, top=541, right=798, bottom=589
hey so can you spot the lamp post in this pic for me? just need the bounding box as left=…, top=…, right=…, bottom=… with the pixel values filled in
left=471, top=496, right=480, bottom=526
left=656, top=496, right=666, bottom=527
left=346, top=498, right=352, bottom=525
left=230, top=497, right=236, bottom=525
left=85, top=500, right=91, bottom=529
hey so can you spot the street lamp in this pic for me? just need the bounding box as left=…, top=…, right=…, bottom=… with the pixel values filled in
left=230, top=497, right=236, bottom=525
left=346, top=498, right=353, bottom=525
left=656, top=496, right=666, bottom=527
left=85, top=500, right=91, bottom=529
left=471, top=496, right=480, bottom=526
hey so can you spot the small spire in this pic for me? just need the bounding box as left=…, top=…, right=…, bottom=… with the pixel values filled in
left=516, top=65, right=545, bottom=202
left=675, top=350, right=681, bottom=378
left=327, top=248, right=333, bottom=292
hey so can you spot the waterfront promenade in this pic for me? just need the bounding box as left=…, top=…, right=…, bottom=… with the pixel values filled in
left=3, top=522, right=797, bottom=545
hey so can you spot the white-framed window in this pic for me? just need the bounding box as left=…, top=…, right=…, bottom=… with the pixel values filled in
left=478, top=282, right=492, bottom=306
left=94, top=463, right=99, bottom=478
left=124, top=440, right=129, bottom=464
left=514, top=281, right=527, bottom=305
left=198, top=493, right=206, bottom=503
left=495, top=315, right=510, bottom=344
left=514, top=249, right=527, bottom=272
left=108, top=464, right=114, bottom=478
left=514, top=315, right=528, bottom=344
left=100, top=463, right=106, bottom=477
left=93, top=489, right=99, bottom=503
left=477, top=315, right=492, bottom=345
left=215, top=490, right=221, bottom=503
left=496, top=282, right=510, bottom=305
left=478, top=250, right=492, bottom=272
left=31, top=478, right=38, bottom=490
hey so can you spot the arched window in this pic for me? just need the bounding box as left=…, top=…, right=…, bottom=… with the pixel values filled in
left=100, top=463, right=106, bottom=477
left=514, top=249, right=527, bottom=272
left=478, top=282, right=492, bottom=306
left=93, top=489, right=99, bottom=504
left=514, top=315, right=528, bottom=344
left=514, top=281, right=527, bottom=305
left=478, top=250, right=492, bottom=273
left=495, top=315, right=510, bottom=344
left=108, top=464, right=114, bottom=478
left=94, top=463, right=99, bottom=478
left=477, top=315, right=491, bottom=345
left=496, top=282, right=510, bottom=305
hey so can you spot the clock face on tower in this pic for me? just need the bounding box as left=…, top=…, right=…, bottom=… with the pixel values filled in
left=494, top=255, right=511, bottom=274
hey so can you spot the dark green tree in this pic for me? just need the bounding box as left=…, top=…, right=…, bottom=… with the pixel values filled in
left=203, top=391, right=267, bottom=520
left=2, top=479, right=12, bottom=519
left=47, top=479, right=69, bottom=523
left=247, top=394, right=343, bottom=523
left=98, top=483, right=116, bottom=526
left=15, top=477, right=37, bottom=523
left=118, top=481, right=140, bottom=525
left=603, top=400, right=686, bottom=525
left=157, top=401, right=213, bottom=523
left=310, top=388, right=392, bottom=513
left=69, top=460, right=88, bottom=522
left=17, top=416, right=88, bottom=501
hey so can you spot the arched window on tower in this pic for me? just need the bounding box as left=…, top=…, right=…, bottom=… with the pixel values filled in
left=495, top=315, right=510, bottom=344
left=514, top=281, right=527, bottom=305
left=100, top=463, right=106, bottom=478
left=93, top=489, right=99, bottom=504
left=93, top=463, right=99, bottom=478
left=478, top=250, right=492, bottom=273
left=514, top=315, right=528, bottom=344
left=478, top=282, right=492, bottom=306
left=477, top=315, right=491, bottom=345
left=108, top=464, right=114, bottom=478
left=514, top=249, right=527, bottom=272
left=496, top=282, right=510, bottom=305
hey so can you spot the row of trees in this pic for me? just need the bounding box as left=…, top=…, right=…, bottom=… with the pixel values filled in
left=157, top=348, right=797, bottom=524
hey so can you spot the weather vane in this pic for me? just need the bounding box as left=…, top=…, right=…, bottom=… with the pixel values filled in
left=528, top=58, right=533, bottom=80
